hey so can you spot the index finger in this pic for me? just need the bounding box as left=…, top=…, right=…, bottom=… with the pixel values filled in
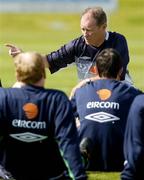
left=5, top=44, right=17, bottom=49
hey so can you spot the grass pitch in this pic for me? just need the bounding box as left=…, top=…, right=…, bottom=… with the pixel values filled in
left=0, top=0, right=144, bottom=95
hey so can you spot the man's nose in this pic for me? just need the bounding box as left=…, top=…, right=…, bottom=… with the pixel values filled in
left=83, top=30, right=88, bottom=36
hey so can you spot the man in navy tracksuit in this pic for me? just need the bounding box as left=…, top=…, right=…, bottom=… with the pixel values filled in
left=7, top=7, right=132, bottom=84
left=121, top=94, right=144, bottom=180
left=70, top=48, right=142, bottom=171
left=0, top=52, right=87, bottom=180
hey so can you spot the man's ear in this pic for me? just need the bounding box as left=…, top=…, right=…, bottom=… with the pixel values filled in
left=15, top=72, right=19, bottom=81
left=102, top=23, right=107, bottom=29
left=89, top=65, right=98, bottom=75
left=117, top=67, right=123, bottom=80
left=43, top=70, right=46, bottom=79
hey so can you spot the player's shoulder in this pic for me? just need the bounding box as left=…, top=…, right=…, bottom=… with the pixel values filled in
left=0, top=87, right=15, bottom=101
left=109, top=31, right=126, bottom=40
left=74, top=80, right=95, bottom=96
left=0, top=87, right=12, bottom=94
left=0, top=87, right=5, bottom=96
left=0, top=86, right=22, bottom=93
left=132, top=93, right=144, bottom=103
left=45, top=88, right=69, bottom=101
left=66, top=36, right=85, bottom=52
left=46, top=88, right=66, bottom=95
left=118, top=81, right=142, bottom=96
left=73, top=35, right=84, bottom=42
left=71, top=35, right=85, bottom=47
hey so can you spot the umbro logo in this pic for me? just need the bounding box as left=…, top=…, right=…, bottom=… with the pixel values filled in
left=10, top=132, right=47, bottom=143
left=85, top=112, right=120, bottom=123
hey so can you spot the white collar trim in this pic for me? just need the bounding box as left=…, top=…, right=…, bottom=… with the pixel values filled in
left=105, top=31, right=109, bottom=40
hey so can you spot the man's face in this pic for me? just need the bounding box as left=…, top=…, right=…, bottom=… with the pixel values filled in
left=80, top=13, right=106, bottom=46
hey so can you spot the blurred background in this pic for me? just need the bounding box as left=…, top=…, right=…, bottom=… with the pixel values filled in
left=0, top=0, right=144, bottom=96
left=0, top=0, right=118, bottom=13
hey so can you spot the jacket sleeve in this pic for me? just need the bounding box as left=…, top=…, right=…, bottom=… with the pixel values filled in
left=47, top=39, right=77, bottom=74
left=121, top=95, right=144, bottom=180
left=54, top=91, right=87, bottom=180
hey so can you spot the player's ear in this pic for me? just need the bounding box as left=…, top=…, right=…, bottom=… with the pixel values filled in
left=89, top=65, right=98, bottom=75
left=117, top=67, right=123, bottom=80
left=102, top=23, right=107, bottom=29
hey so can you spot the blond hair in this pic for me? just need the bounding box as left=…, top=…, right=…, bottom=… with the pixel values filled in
left=14, top=52, right=46, bottom=84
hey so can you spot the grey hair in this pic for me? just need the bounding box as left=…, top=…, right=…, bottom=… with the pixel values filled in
left=82, top=7, right=107, bottom=26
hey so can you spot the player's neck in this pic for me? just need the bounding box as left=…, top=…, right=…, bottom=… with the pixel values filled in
left=100, top=77, right=117, bottom=80
left=92, top=32, right=106, bottom=47
left=33, top=78, right=45, bottom=87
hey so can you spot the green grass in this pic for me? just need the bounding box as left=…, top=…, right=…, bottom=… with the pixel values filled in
left=0, top=0, right=144, bottom=179
left=87, top=171, right=120, bottom=180
left=0, top=0, right=144, bottom=95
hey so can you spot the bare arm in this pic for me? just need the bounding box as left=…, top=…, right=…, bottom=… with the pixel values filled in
left=69, top=79, right=91, bottom=100
left=5, top=44, right=49, bottom=88
left=5, top=44, right=22, bottom=57
left=69, top=75, right=100, bottom=100
left=5, top=44, right=49, bottom=68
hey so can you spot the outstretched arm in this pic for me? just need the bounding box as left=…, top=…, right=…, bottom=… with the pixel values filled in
left=69, top=75, right=100, bottom=100
left=5, top=44, right=22, bottom=57
left=5, top=44, right=50, bottom=88
left=5, top=44, right=49, bottom=68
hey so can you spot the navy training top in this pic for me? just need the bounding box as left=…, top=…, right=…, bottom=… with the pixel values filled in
left=0, top=85, right=87, bottom=180
left=47, top=32, right=129, bottom=80
left=121, top=94, right=144, bottom=180
left=71, top=79, right=141, bottom=171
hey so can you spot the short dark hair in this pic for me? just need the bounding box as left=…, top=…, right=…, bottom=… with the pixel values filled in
left=96, top=48, right=122, bottom=78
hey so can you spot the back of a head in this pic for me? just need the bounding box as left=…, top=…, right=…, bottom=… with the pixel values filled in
left=96, top=48, right=122, bottom=79
left=14, top=52, right=45, bottom=84
left=82, top=6, right=107, bottom=26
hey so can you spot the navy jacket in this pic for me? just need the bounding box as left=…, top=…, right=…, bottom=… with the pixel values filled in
left=71, top=79, right=141, bottom=171
left=0, top=85, right=87, bottom=180
left=121, top=94, right=144, bottom=180
left=47, top=32, right=129, bottom=80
